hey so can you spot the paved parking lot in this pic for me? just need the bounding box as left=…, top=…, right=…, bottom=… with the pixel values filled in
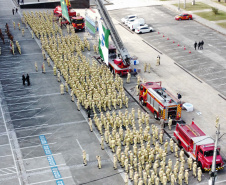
left=109, top=5, right=226, bottom=97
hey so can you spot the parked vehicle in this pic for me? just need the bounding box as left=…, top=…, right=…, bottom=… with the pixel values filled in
left=175, top=13, right=192, bottom=20
left=174, top=121, right=224, bottom=171
left=125, top=18, right=138, bottom=26
left=128, top=18, right=145, bottom=31
left=139, top=81, right=182, bottom=122
left=121, top=15, right=137, bottom=24
left=135, top=25, right=154, bottom=34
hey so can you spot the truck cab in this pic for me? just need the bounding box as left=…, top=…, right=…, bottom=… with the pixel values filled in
left=196, top=143, right=223, bottom=171
left=174, top=122, right=224, bottom=171
left=71, top=16, right=85, bottom=31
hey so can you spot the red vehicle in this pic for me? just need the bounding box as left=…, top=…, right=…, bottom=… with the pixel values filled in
left=108, top=45, right=131, bottom=76
left=71, top=16, right=85, bottom=31
left=175, top=13, right=192, bottom=20
left=174, top=121, right=224, bottom=171
left=53, top=6, right=76, bottom=17
left=139, top=81, right=182, bottom=122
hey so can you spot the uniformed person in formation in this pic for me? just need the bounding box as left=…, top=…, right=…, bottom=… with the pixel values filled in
left=60, top=83, right=64, bottom=95
left=96, top=155, right=101, bottom=169
left=83, top=150, right=87, bottom=166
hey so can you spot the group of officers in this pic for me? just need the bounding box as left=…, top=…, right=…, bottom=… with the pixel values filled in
left=22, top=10, right=203, bottom=185
left=89, top=108, right=203, bottom=185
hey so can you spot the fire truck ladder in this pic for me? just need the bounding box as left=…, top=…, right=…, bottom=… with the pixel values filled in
left=94, top=0, right=131, bottom=65
left=186, top=125, right=200, bottom=136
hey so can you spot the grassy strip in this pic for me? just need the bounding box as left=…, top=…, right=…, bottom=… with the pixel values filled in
left=212, top=0, right=226, bottom=7
left=195, top=10, right=226, bottom=21
left=217, top=22, right=226, bottom=28
left=172, top=2, right=211, bottom=11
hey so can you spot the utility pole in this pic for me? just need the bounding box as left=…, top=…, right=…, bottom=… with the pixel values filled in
left=209, top=117, right=220, bottom=185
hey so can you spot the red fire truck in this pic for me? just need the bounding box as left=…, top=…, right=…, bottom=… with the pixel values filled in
left=53, top=6, right=77, bottom=17
left=139, top=81, right=182, bottom=122
left=108, top=45, right=131, bottom=76
left=174, top=121, right=224, bottom=171
left=71, top=16, right=85, bottom=31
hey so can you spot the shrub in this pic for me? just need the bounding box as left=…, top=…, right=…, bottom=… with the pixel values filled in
left=212, top=7, right=219, bottom=15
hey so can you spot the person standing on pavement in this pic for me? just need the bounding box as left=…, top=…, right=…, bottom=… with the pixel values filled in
left=201, top=40, right=204, bottom=50
left=22, top=74, right=26, bottom=85
left=198, top=41, right=201, bottom=50
left=16, top=8, right=18, bottom=13
left=12, top=8, right=15, bottom=15
left=26, top=74, right=30, bottom=86
left=194, top=41, right=197, bottom=50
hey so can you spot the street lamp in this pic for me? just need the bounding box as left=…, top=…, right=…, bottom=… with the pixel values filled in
left=209, top=117, right=220, bottom=185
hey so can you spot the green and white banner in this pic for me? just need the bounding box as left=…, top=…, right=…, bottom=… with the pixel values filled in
left=60, top=0, right=70, bottom=23
left=98, top=20, right=110, bottom=65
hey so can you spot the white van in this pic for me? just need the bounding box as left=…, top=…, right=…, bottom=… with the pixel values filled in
left=128, top=18, right=145, bottom=31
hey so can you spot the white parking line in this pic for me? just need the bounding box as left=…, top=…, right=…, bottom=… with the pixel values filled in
left=15, top=124, right=48, bottom=131
left=19, top=142, right=57, bottom=150
left=5, top=92, right=61, bottom=101
left=0, top=143, right=10, bottom=147
left=5, top=108, right=41, bottom=114
left=206, top=76, right=226, bottom=82
left=29, top=176, right=72, bottom=185
left=16, top=133, right=52, bottom=140
left=0, top=154, right=12, bottom=158
left=76, top=139, right=84, bottom=151
left=0, top=95, right=22, bottom=185
left=26, top=163, right=66, bottom=172
left=6, top=101, right=38, bottom=106
left=10, top=115, right=44, bottom=122
left=22, top=153, right=61, bottom=161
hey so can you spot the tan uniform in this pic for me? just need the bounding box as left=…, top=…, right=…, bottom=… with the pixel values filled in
left=125, top=172, right=129, bottom=185
left=89, top=118, right=93, bottom=132
left=60, top=83, right=64, bottom=95
left=197, top=167, right=202, bottom=181
left=187, top=156, right=193, bottom=170
left=193, top=162, right=197, bottom=177
left=184, top=170, right=189, bottom=184
left=100, top=136, right=104, bottom=150
left=35, top=62, right=38, bottom=72
left=83, top=150, right=87, bottom=166
left=113, top=154, right=117, bottom=170
left=96, top=155, right=101, bottom=169
left=168, top=117, right=172, bottom=130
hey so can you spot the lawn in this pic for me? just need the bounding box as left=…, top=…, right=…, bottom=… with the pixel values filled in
left=218, top=22, right=226, bottom=28
left=212, top=0, right=226, bottom=7
left=173, top=2, right=211, bottom=11
left=195, top=10, right=226, bottom=21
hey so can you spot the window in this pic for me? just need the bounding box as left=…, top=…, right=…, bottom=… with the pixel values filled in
left=200, top=149, right=203, bottom=155
left=147, top=94, right=150, bottom=104
left=153, top=100, right=159, bottom=110
left=204, top=150, right=220, bottom=157
left=140, top=85, right=143, bottom=91
left=130, top=16, right=135, bottom=19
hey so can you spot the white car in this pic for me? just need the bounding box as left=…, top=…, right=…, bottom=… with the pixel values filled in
left=121, top=15, right=137, bottom=24
left=135, top=25, right=154, bottom=33
left=125, top=18, right=138, bottom=26
left=128, top=18, right=145, bottom=31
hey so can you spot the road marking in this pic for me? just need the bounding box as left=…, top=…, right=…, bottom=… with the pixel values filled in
left=5, top=108, right=41, bottom=114
left=185, top=61, right=208, bottom=68
left=76, top=139, right=84, bottom=151
left=17, top=133, right=52, bottom=140
left=0, top=143, right=10, bottom=147
left=22, top=153, right=61, bottom=161
left=206, top=76, right=226, bottom=82
left=29, top=176, right=71, bottom=185
left=14, top=123, right=48, bottom=131
left=25, top=163, right=66, bottom=172
left=10, top=115, right=44, bottom=122
left=6, top=100, right=38, bottom=106
left=0, top=154, right=12, bottom=158
left=19, top=142, right=57, bottom=150
left=5, top=92, right=61, bottom=101
left=0, top=95, right=22, bottom=185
